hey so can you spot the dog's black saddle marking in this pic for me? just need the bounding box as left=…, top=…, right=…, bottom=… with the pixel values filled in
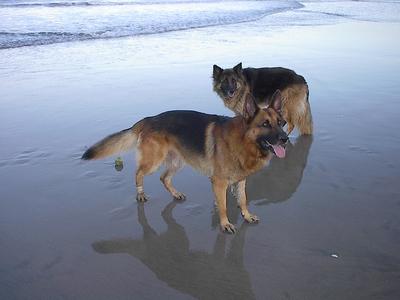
left=147, top=110, right=230, bottom=155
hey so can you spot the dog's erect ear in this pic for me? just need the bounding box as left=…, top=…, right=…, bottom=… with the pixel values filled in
left=233, top=62, right=242, bottom=75
left=270, top=90, right=282, bottom=113
left=243, top=94, right=257, bottom=121
left=213, top=65, right=223, bottom=78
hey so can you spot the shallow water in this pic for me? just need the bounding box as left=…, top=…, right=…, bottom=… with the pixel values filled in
left=1, top=7, right=400, bottom=300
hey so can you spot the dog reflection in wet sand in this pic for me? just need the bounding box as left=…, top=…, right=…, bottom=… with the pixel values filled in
left=247, top=135, right=313, bottom=204
left=92, top=202, right=256, bottom=300
left=212, top=135, right=313, bottom=226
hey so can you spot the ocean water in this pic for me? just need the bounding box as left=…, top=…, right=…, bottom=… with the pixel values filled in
left=0, top=0, right=302, bottom=48
left=1, top=0, right=400, bottom=49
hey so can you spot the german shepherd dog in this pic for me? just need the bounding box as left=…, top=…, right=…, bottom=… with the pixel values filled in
left=82, top=91, right=288, bottom=233
left=213, top=63, right=313, bottom=135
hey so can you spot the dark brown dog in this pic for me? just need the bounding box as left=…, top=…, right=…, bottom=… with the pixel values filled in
left=82, top=91, right=287, bottom=233
left=213, top=63, right=313, bottom=135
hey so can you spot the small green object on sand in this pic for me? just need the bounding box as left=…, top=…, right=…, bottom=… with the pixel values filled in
left=115, top=157, right=123, bottom=171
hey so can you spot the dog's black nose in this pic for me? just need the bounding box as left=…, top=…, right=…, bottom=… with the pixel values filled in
left=280, top=135, right=288, bottom=144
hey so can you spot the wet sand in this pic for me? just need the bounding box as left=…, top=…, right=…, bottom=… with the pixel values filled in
left=1, top=16, right=400, bottom=300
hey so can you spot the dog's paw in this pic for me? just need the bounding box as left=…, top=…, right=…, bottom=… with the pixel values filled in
left=172, top=191, right=186, bottom=201
left=136, top=192, right=148, bottom=202
left=220, top=222, right=236, bottom=234
left=243, top=213, right=259, bottom=223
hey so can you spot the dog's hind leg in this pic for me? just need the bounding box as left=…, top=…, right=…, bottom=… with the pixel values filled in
left=160, top=153, right=185, bottom=200
left=236, top=179, right=259, bottom=223
left=135, top=137, right=168, bottom=202
left=286, top=84, right=313, bottom=135
left=297, top=100, right=313, bottom=135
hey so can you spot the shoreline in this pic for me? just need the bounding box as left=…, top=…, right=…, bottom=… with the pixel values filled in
left=1, top=0, right=400, bottom=52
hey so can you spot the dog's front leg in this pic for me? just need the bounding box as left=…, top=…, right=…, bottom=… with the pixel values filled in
left=237, top=179, right=259, bottom=223
left=212, top=177, right=235, bottom=233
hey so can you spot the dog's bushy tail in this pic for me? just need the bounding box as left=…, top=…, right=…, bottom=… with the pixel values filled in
left=81, top=121, right=143, bottom=160
left=298, top=86, right=313, bottom=135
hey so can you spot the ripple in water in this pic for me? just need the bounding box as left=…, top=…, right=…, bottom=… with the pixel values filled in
left=1, top=148, right=53, bottom=167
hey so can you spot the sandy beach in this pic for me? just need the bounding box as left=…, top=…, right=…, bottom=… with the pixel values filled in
left=1, top=1, right=400, bottom=299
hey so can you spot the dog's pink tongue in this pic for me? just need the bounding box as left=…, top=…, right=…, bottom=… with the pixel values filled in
left=272, top=145, right=286, bottom=158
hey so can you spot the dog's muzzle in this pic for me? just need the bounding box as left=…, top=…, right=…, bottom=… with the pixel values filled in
left=226, top=89, right=235, bottom=98
left=259, top=139, right=287, bottom=158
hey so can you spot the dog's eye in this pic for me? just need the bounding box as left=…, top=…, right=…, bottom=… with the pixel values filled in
left=278, top=120, right=286, bottom=127
left=262, top=121, right=270, bottom=128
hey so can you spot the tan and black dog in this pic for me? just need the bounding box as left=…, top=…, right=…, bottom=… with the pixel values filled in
left=213, top=63, right=313, bottom=135
left=82, top=91, right=288, bottom=233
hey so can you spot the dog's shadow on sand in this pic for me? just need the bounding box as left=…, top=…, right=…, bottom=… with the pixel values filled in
left=92, top=136, right=312, bottom=299
left=247, top=135, right=313, bottom=203
left=93, top=201, right=256, bottom=299
left=212, top=135, right=313, bottom=227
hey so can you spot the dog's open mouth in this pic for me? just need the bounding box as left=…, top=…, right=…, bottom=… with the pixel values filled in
left=260, top=140, right=286, bottom=158
left=226, top=90, right=235, bottom=98
left=270, top=144, right=286, bottom=158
